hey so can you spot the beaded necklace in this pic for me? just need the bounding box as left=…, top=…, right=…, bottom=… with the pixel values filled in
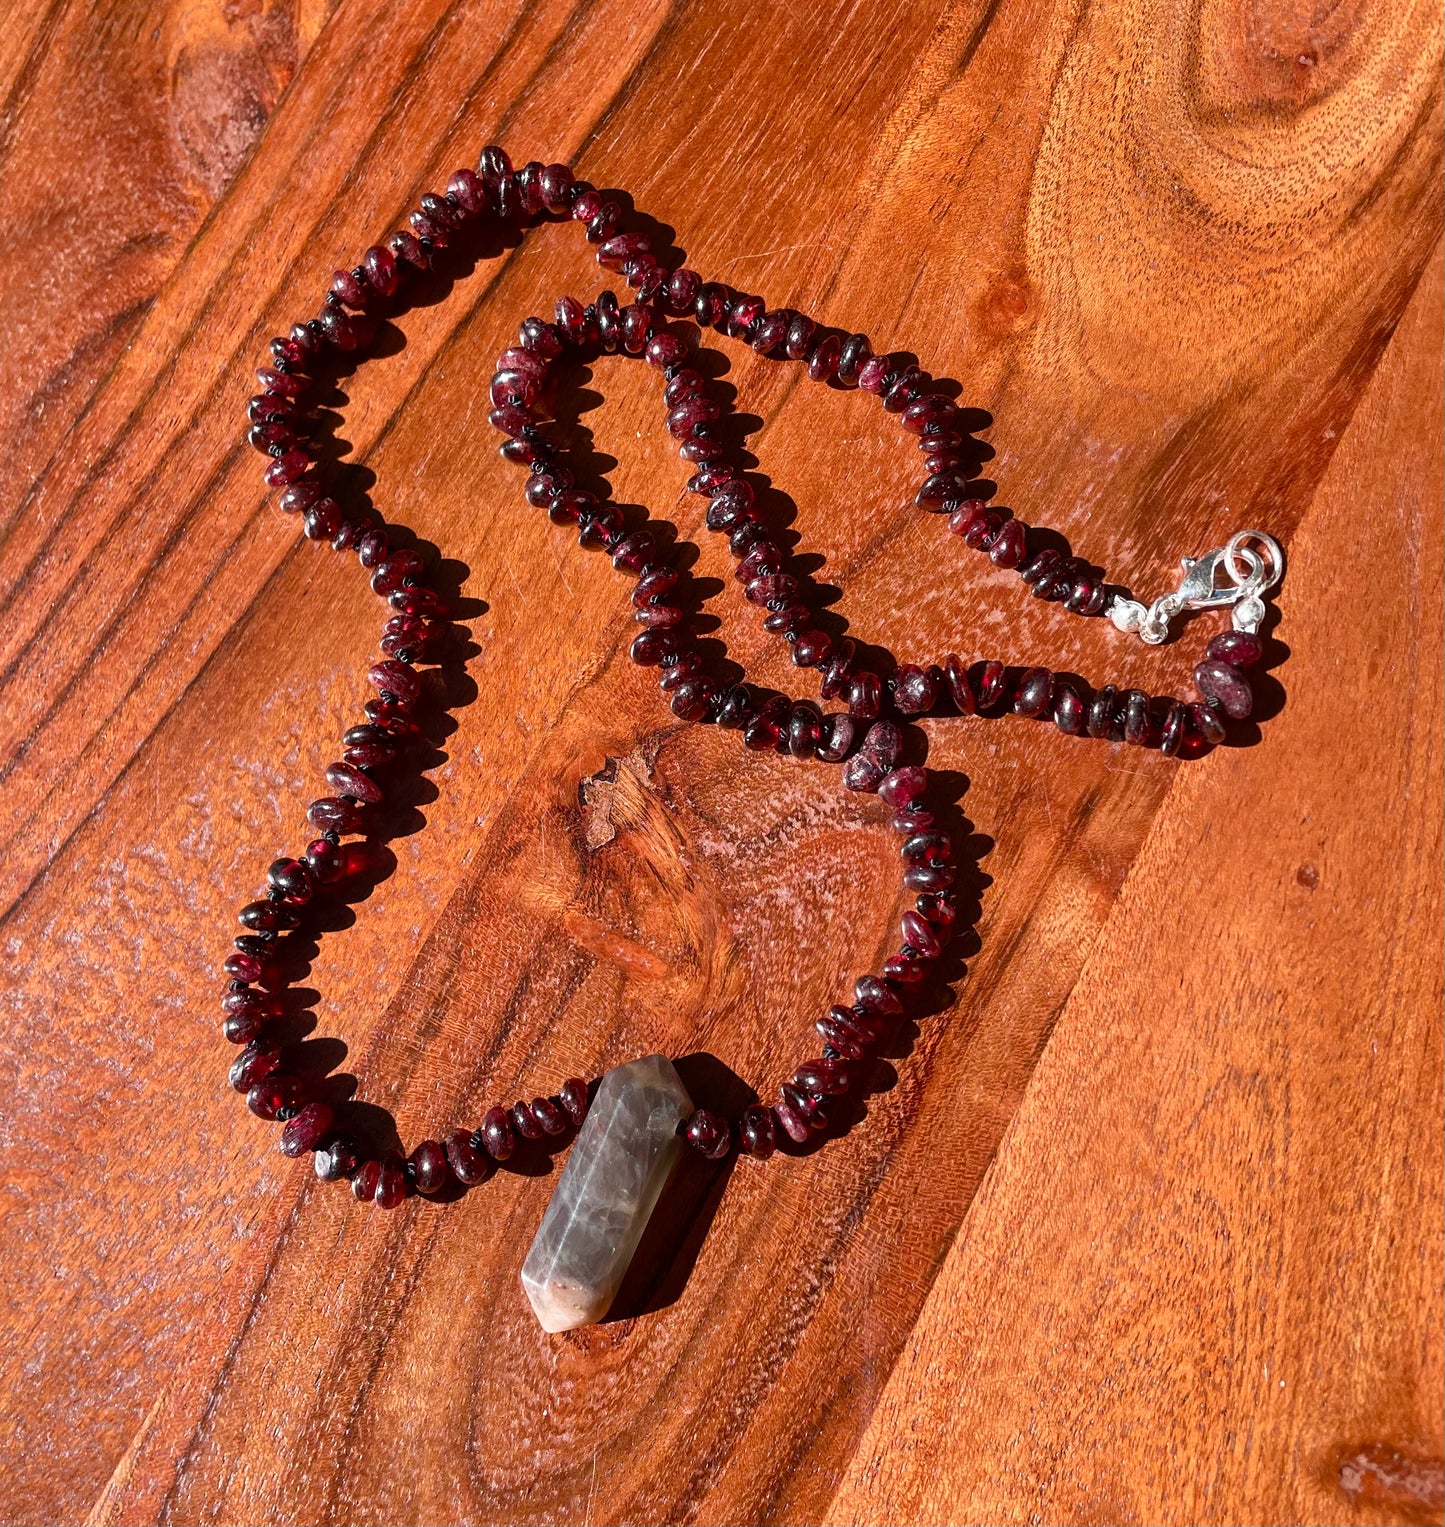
left=232, top=145, right=1283, bottom=1330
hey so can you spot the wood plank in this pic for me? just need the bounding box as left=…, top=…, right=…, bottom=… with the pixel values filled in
left=828, top=247, right=1445, bottom=1527
left=0, top=0, right=1437, bottom=1521
left=0, top=0, right=334, bottom=529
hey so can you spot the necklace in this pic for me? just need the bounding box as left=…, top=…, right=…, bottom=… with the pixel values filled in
left=234, top=144, right=1284, bottom=1331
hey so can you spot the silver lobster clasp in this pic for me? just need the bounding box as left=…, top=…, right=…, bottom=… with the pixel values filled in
left=1109, top=530, right=1284, bottom=645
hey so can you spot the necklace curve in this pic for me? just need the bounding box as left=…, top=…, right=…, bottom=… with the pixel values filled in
left=231, top=143, right=1284, bottom=1331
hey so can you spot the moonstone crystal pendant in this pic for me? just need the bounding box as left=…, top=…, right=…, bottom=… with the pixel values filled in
left=521, top=1053, right=693, bottom=1332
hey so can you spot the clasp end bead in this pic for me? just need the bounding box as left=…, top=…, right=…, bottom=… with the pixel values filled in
left=1108, top=530, right=1283, bottom=645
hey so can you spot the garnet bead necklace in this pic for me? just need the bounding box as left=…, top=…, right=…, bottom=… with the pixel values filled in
left=231, top=144, right=1285, bottom=1329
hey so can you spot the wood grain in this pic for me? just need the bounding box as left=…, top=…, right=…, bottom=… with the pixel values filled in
left=828, top=245, right=1445, bottom=1527
left=0, top=0, right=1439, bottom=1522
left=0, top=0, right=331, bottom=526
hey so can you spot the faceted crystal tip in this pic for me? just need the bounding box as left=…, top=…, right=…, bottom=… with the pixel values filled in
left=521, top=1054, right=693, bottom=1332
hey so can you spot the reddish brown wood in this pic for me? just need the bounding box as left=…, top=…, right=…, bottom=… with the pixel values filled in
left=0, top=0, right=1439, bottom=1522
left=830, top=247, right=1445, bottom=1527
left=0, top=0, right=327, bottom=526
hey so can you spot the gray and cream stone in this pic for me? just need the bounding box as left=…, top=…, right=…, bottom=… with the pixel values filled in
left=521, top=1053, right=693, bottom=1332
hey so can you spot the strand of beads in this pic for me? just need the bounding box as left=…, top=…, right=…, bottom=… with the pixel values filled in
left=228, top=139, right=1272, bottom=1207
left=486, top=293, right=956, bottom=1157
left=232, top=145, right=952, bottom=1198
left=233, top=148, right=651, bottom=1204
left=672, top=285, right=1265, bottom=754
left=548, top=223, right=1266, bottom=750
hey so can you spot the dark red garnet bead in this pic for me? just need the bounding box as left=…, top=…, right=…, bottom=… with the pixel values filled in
left=510, top=1101, right=545, bottom=1140
left=229, top=1040, right=282, bottom=1092
left=1088, top=685, right=1119, bottom=739
left=739, top=1106, right=777, bottom=1158
left=1121, top=690, right=1155, bottom=746
left=1053, top=684, right=1087, bottom=735
left=410, top=1139, right=450, bottom=1193
left=817, top=1013, right=867, bottom=1060
left=247, top=1075, right=304, bottom=1120
left=480, top=1106, right=516, bottom=1160
left=1193, top=702, right=1228, bottom=744
left=280, top=1102, right=335, bottom=1158
left=315, top=1138, right=359, bottom=1182
left=445, top=1129, right=490, bottom=1186
left=1205, top=630, right=1264, bottom=667
left=530, top=1097, right=569, bottom=1135
left=684, top=1109, right=731, bottom=1159
left=375, top=1154, right=408, bottom=1210
left=793, top=1059, right=851, bottom=1096
left=975, top=660, right=1007, bottom=708
left=1014, top=667, right=1053, bottom=718
left=1194, top=658, right=1253, bottom=719
left=773, top=1094, right=811, bottom=1144
left=267, top=858, right=315, bottom=903
left=892, top=663, right=938, bottom=715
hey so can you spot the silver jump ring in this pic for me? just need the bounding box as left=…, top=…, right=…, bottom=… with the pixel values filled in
left=1225, top=531, right=1283, bottom=591
left=1224, top=546, right=1263, bottom=589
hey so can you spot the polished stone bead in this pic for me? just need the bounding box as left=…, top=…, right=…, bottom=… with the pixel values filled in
left=375, top=1153, right=408, bottom=1210
left=684, top=1108, right=731, bottom=1159
left=280, top=1101, right=334, bottom=1157
left=739, top=1105, right=777, bottom=1158
left=1194, top=658, right=1253, bottom=719
left=247, top=1074, right=303, bottom=1120
left=816, top=1012, right=867, bottom=1060
left=1193, top=701, right=1228, bottom=744
left=445, top=1128, right=491, bottom=1186
left=221, top=1010, right=263, bottom=1046
left=990, top=518, right=1027, bottom=568
left=855, top=974, right=902, bottom=1015
left=558, top=1078, right=590, bottom=1126
left=975, top=660, right=1007, bottom=709
left=1205, top=630, right=1264, bottom=667
left=1088, top=684, right=1119, bottom=740
left=901, top=908, right=943, bottom=958
left=807, top=332, right=840, bottom=382
left=860, top=720, right=902, bottom=769
left=410, top=1139, right=450, bottom=1193
left=1053, top=683, right=1087, bottom=735
left=836, top=333, right=872, bottom=386
left=842, top=751, right=887, bottom=792
left=816, top=713, right=855, bottom=762
left=1121, top=689, right=1155, bottom=746
left=229, top=1039, right=281, bottom=1093
left=521, top=1054, right=692, bottom=1332
left=793, top=1059, right=851, bottom=1096
left=944, top=654, right=975, bottom=714
left=847, top=670, right=882, bottom=721
left=315, top=1137, right=359, bottom=1182
left=480, top=1105, right=515, bottom=1161
left=1159, top=701, right=1191, bottom=757
left=892, top=663, right=938, bottom=715
left=1014, top=666, right=1053, bottom=717
left=773, top=1094, right=812, bottom=1143
left=878, top=766, right=926, bottom=809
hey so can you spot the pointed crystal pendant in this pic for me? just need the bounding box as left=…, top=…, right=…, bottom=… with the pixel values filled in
left=521, top=1053, right=692, bottom=1332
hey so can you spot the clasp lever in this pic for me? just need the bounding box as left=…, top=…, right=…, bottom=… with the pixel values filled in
left=1108, top=530, right=1284, bottom=646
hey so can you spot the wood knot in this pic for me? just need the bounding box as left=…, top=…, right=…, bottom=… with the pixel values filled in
left=979, top=270, right=1038, bottom=337
left=167, top=1, right=298, bottom=195
left=1333, top=1443, right=1445, bottom=1524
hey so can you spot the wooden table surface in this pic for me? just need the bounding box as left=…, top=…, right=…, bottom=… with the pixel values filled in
left=1, top=0, right=1441, bottom=1523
